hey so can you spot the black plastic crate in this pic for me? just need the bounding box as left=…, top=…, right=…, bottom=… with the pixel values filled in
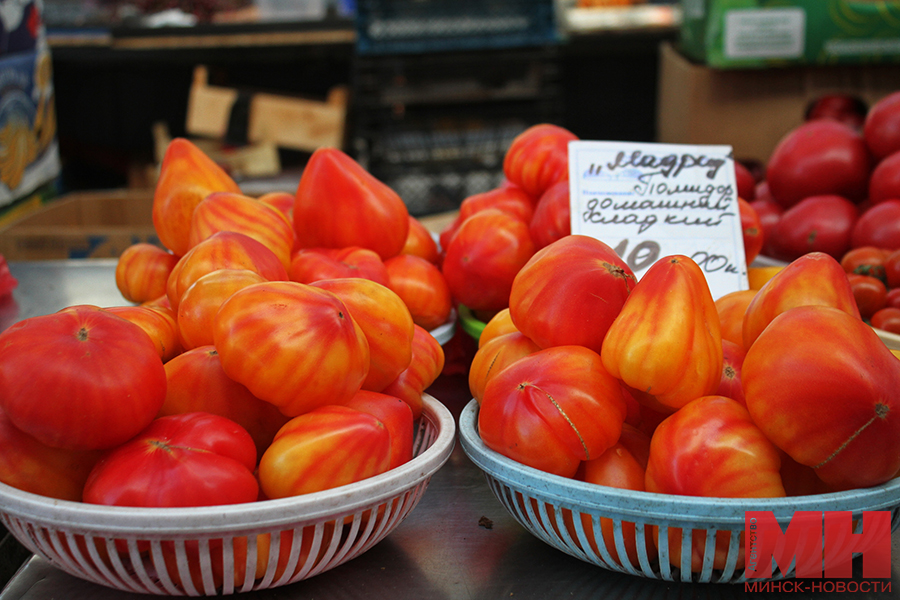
left=355, top=0, right=559, bottom=55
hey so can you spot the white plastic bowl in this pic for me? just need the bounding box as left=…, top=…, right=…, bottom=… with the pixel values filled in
left=459, top=399, right=900, bottom=584
left=0, top=394, right=456, bottom=596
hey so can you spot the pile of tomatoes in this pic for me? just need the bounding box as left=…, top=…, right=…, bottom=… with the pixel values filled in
left=0, top=139, right=450, bottom=518
left=743, top=91, right=900, bottom=265
left=839, top=245, right=900, bottom=333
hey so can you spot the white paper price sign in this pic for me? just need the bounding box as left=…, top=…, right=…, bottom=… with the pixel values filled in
left=568, top=140, right=749, bottom=300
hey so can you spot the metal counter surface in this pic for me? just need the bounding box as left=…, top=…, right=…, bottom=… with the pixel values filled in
left=1, top=260, right=899, bottom=600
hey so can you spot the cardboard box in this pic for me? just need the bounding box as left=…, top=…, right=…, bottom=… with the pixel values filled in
left=656, top=42, right=900, bottom=163
left=185, top=66, right=347, bottom=153
left=681, top=0, right=900, bottom=68
left=0, top=190, right=159, bottom=260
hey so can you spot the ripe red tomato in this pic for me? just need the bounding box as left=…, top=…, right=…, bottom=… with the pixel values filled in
left=0, top=305, right=167, bottom=450
left=840, top=246, right=889, bottom=282
left=83, top=412, right=259, bottom=507
left=441, top=209, right=536, bottom=312
left=188, top=192, right=294, bottom=269
left=743, top=305, right=900, bottom=489
left=528, top=180, right=571, bottom=250
left=846, top=273, right=888, bottom=320
left=0, top=405, right=102, bottom=501
left=734, top=160, right=756, bottom=201
left=850, top=199, right=900, bottom=250
left=153, top=138, right=242, bottom=257
left=293, top=147, right=409, bottom=261
left=160, top=345, right=289, bottom=456
left=214, top=281, right=370, bottom=417
left=886, top=287, right=900, bottom=309
left=258, top=405, right=392, bottom=498
left=765, top=194, right=859, bottom=262
left=864, top=91, right=900, bottom=160
left=886, top=248, right=900, bottom=288
left=872, top=306, right=900, bottom=334
left=383, top=253, right=453, bottom=331
left=738, top=198, right=764, bottom=264
left=765, top=120, right=872, bottom=209
left=503, top=124, right=578, bottom=198
left=805, top=94, right=867, bottom=131
left=748, top=196, right=782, bottom=258
left=115, top=243, right=178, bottom=304
left=867, top=150, right=900, bottom=205
left=509, top=235, right=635, bottom=355
left=478, top=345, right=629, bottom=478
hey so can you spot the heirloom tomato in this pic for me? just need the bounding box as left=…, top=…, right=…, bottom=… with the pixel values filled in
left=83, top=412, right=259, bottom=508
left=715, top=339, right=746, bottom=406
left=766, top=194, right=859, bottom=262
left=381, top=324, right=445, bottom=419
left=864, top=91, right=900, bottom=160
left=509, top=235, right=636, bottom=355
left=257, top=190, right=294, bottom=221
left=166, top=231, right=289, bottom=310
left=715, top=289, right=757, bottom=351
left=335, top=389, right=414, bottom=470
left=503, top=123, right=578, bottom=198
left=468, top=331, right=540, bottom=403
left=293, top=147, right=409, bottom=260
left=258, top=405, right=392, bottom=499
left=601, top=256, right=722, bottom=413
left=743, top=305, right=900, bottom=489
left=742, top=252, right=860, bottom=349
left=0, top=305, right=166, bottom=450
left=383, top=253, right=453, bottom=331
left=289, top=246, right=389, bottom=287
left=645, top=396, right=784, bottom=571
left=572, top=424, right=654, bottom=568
left=441, top=208, right=535, bottom=312
left=765, top=120, right=872, bottom=209
left=115, top=243, right=178, bottom=304
left=846, top=273, right=888, bottom=319
left=478, top=345, right=629, bottom=478
left=160, top=346, right=289, bottom=456
left=311, top=277, right=415, bottom=392
left=887, top=287, right=900, bottom=309
left=152, top=138, right=241, bottom=256
left=104, top=304, right=182, bottom=362
left=213, top=281, right=370, bottom=417
left=458, top=185, right=535, bottom=224
left=528, top=180, right=571, bottom=250
left=402, top=216, right=440, bottom=265
left=478, top=307, right=518, bottom=348
left=0, top=406, right=102, bottom=501
left=175, top=268, right=267, bottom=350
left=188, top=192, right=294, bottom=269
left=850, top=199, right=900, bottom=250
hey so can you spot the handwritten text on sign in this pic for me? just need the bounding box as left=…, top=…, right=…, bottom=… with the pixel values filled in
left=568, top=141, right=749, bottom=300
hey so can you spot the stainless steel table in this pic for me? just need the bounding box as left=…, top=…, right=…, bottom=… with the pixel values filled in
left=1, top=260, right=899, bottom=600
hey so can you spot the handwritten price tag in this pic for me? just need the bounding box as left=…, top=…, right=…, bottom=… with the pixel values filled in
left=568, top=140, right=749, bottom=300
